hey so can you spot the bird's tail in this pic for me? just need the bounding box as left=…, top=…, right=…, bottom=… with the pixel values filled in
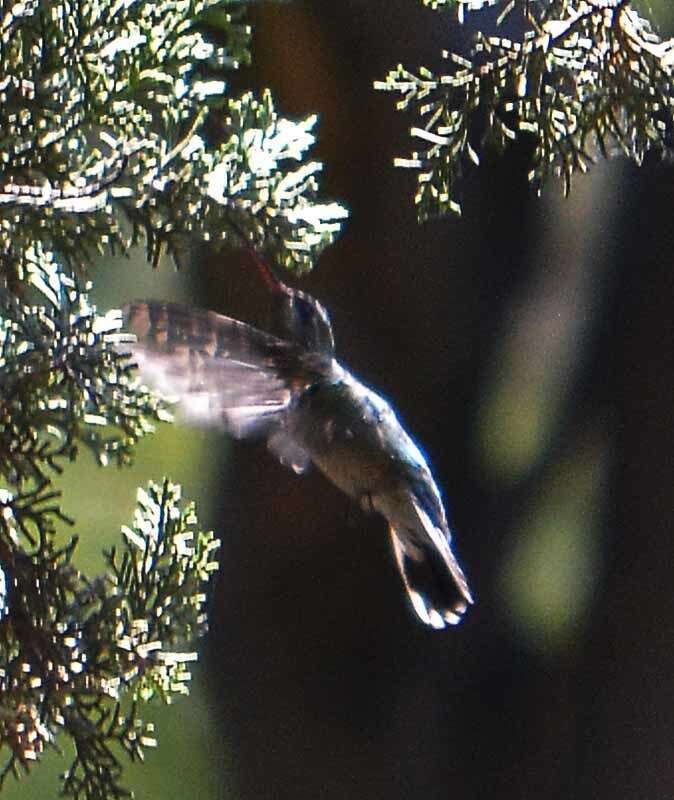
left=389, top=499, right=473, bottom=629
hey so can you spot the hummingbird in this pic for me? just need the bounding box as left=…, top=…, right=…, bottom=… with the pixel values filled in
left=123, top=248, right=473, bottom=629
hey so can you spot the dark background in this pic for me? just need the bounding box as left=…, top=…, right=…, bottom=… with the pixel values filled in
left=193, top=3, right=674, bottom=799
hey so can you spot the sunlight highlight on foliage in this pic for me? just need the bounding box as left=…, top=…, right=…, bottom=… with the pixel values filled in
left=376, top=0, right=674, bottom=217
left=0, top=254, right=168, bottom=487
left=0, top=0, right=345, bottom=281
left=0, top=1, right=343, bottom=795
left=0, top=479, right=219, bottom=799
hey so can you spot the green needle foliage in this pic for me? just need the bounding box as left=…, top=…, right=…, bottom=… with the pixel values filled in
left=0, top=0, right=346, bottom=283
left=0, top=257, right=169, bottom=486
left=0, top=478, right=219, bottom=799
left=375, top=0, right=674, bottom=218
left=0, top=0, right=346, bottom=797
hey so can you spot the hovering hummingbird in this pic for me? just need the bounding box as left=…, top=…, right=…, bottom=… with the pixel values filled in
left=123, top=247, right=473, bottom=629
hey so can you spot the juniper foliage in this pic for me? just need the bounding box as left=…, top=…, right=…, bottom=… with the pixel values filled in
left=0, top=478, right=219, bottom=799
left=0, top=0, right=346, bottom=796
left=375, top=0, right=674, bottom=218
left=0, top=0, right=345, bottom=280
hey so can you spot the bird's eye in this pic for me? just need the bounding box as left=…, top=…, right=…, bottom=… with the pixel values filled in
left=303, top=381, right=321, bottom=396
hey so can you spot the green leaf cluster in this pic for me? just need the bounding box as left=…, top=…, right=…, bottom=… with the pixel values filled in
left=376, top=0, right=674, bottom=218
left=0, top=253, right=169, bottom=486
left=0, top=0, right=347, bottom=796
left=0, top=479, right=219, bottom=799
left=0, top=0, right=346, bottom=281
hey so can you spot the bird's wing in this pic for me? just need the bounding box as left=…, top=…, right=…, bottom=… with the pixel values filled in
left=122, top=300, right=328, bottom=438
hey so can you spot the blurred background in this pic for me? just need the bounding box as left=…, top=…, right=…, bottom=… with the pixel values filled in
left=10, top=1, right=674, bottom=798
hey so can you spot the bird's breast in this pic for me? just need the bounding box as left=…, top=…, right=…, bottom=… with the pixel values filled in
left=287, top=372, right=405, bottom=501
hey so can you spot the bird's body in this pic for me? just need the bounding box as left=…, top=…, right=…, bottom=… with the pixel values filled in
left=123, top=278, right=473, bottom=629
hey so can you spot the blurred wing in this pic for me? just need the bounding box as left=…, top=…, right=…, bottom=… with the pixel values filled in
left=123, top=300, right=327, bottom=438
